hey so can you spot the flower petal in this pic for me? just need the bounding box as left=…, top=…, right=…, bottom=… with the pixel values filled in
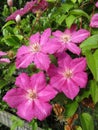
left=61, top=80, right=79, bottom=100
left=16, top=45, right=30, bottom=57
left=34, top=52, right=50, bottom=71
left=0, top=58, right=10, bottom=63
left=90, top=14, right=98, bottom=28
left=42, top=38, right=60, bottom=54
left=15, top=73, right=30, bottom=90
left=3, top=88, right=26, bottom=108
left=52, top=30, right=63, bottom=38
left=16, top=52, right=34, bottom=69
left=70, top=57, right=87, bottom=72
left=71, top=29, right=90, bottom=43
left=30, top=72, right=46, bottom=91
left=40, top=28, right=51, bottom=45
left=17, top=100, right=35, bottom=122
left=0, top=51, right=7, bottom=56
left=38, top=85, right=57, bottom=101
left=72, top=72, right=88, bottom=88
left=29, top=32, right=40, bottom=45
left=33, top=100, right=52, bottom=121
left=67, top=42, right=81, bottom=55
left=64, top=24, right=77, bottom=35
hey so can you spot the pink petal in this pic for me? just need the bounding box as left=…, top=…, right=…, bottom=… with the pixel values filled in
left=0, top=51, right=7, bottom=56
left=64, top=24, right=77, bottom=35
left=15, top=73, right=31, bottom=90
left=52, top=30, right=63, bottom=37
left=17, top=100, right=35, bottom=122
left=38, top=85, right=57, bottom=101
left=61, top=80, right=79, bottom=100
left=71, top=29, right=90, bottom=43
left=42, top=38, right=60, bottom=54
left=33, top=100, right=52, bottom=121
left=67, top=42, right=81, bottom=55
left=57, top=52, right=72, bottom=68
left=90, top=14, right=98, bottom=28
left=70, top=57, right=86, bottom=72
left=29, top=32, right=40, bottom=45
left=30, top=72, right=46, bottom=91
left=95, top=2, right=98, bottom=8
left=34, top=52, right=50, bottom=71
left=16, top=45, right=30, bottom=57
left=40, top=28, right=51, bottom=45
left=3, top=88, right=26, bottom=108
left=0, top=58, right=10, bottom=63
left=47, top=64, right=57, bottom=77
left=16, top=53, right=34, bottom=69
left=50, top=74, right=66, bottom=91
left=72, top=72, right=88, bottom=88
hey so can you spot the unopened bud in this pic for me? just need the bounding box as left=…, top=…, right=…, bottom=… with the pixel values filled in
left=15, top=14, right=21, bottom=23
left=7, top=0, right=13, bottom=7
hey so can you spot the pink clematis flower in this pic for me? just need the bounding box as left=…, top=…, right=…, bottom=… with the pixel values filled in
left=48, top=52, right=88, bottom=100
left=95, top=2, right=98, bottom=8
left=3, top=72, right=57, bottom=121
left=6, top=0, right=48, bottom=21
left=52, top=25, right=90, bottom=55
left=0, top=51, right=10, bottom=63
left=16, top=28, right=60, bottom=71
left=90, top=14, right=98, bottom=28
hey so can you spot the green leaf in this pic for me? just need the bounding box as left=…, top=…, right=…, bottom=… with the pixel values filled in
left=0, top=80, right=8, bottom=89
left=80, top=35, right=98, bottom=52
left=93, top=49, right=98, bottom=81
left=90, top=80, right=98, bottom=104
left=2, top=35, right=21, bottom=47
left=65, top=101, right=78, bottom=117
left=2, top=21, right=15, bottom=30
left=66, top=15, right=76, bottom=28
left=57, top=14, right=66, bottom=25
left=80, top=113, right=94, bottom=130
left=71, top=0, right=77, bottom=3
left=61, top=3, right=73, bottom=13
left=70, top=9, right=89, bottom=19
left=84, top=51, right=96, bottom=80
left=76, top=126, right=83, bottom=130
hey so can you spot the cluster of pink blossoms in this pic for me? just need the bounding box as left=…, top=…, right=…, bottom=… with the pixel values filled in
left=3, top=24, right=90, bottom=121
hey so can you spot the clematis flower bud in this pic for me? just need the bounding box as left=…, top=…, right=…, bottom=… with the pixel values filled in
left=15, top=14, right=21, bottom=23
left=7, top=0, right=13, bottom=7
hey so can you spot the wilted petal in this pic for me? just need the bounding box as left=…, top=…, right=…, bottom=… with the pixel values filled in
left=0, top=58, right=10, bottom=63
left=90, top=13, right=98, bottom=28
left=34, top=100, right=52, bottom=121
left=38, top=85, right=57, bottom=101
left=34, top=52, right=50, bottom=71
left=30, top=72, right=46, bottom=91
left=3, top=88, right=26, bottom=108
left=71, top=29, right=90, bottom=43
left=29, top=32, right=40, bottom=45
left=72, top=72, right=88, bottom=88
left=40, top=28, right=51, bottom=45
left=17, top=100, right=35, bottom=122
left=15, top=73, right=30, bottom=90
left=70, top=57, right=86, bottom=72
left=67, top=42, right=81, bottom=55
left=62, top=80, right=79, bottom=100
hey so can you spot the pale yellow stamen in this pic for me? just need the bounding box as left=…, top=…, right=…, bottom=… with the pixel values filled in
left=61, top=34, right=70, bottom=43
left=27, top=90, right=37, bottom=100
left=31, top=43, right=40, bottom=52
left=63, top=69, right=73, bottom=79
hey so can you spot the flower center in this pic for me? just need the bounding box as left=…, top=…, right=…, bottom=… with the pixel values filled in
left=31, top=43, right=40, bottom=52
left=61, top=34, right=70, bottom=43
left=63, top=69, right=73, bottom=79
left=27, top=90, right=37, bottom=100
